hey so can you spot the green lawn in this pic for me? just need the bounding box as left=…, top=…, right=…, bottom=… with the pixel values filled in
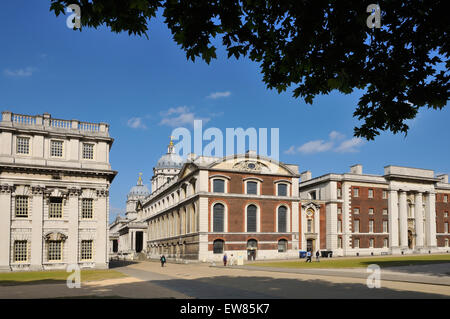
left=0, top=269, right=127, bottom=286
left=252, top=254, right=450, bottom=269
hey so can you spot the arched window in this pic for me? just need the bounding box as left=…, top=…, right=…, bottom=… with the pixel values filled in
left=278, top=206, right=287, bottom=232
left=213, top=203, right=225, bottom=232
left=213, top=179, right=225, bottom=193
left=278, top=239, right=288, bottom=252
left=246, top=181, right=258, bottom=195
left=247, top=239, right=258, bottom=250
left=213, top=239, right=224, bottom=254
left=247, top=205, right=257, bottom=232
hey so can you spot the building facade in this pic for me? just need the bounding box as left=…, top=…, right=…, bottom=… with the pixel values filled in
left=0, top=111, right=116, bottom=271
left=113, top=141, right=450, bottom=262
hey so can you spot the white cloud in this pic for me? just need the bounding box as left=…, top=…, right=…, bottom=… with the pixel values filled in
left=297, top=140, right=334, bottom=154
left=4, top=67, right=36, bottom=77
left=335, top=137, right=365, bottom=153
left=285, top=131, right=365, bottom=155
left=127, top=117, right=147, bottom=129
left=159, top=106, right=210, bottom=127
left=206, top=91, right=231, bottom=99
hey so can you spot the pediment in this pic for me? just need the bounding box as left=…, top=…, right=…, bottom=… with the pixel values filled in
left=209, top=155, right=295, bottom=176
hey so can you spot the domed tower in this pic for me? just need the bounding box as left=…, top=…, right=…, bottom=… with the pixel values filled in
left=126, top=173, right=150, bottom=220
left=151, top=137, right=184, bottom=192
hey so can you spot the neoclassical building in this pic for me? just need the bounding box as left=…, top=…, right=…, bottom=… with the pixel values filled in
left=0, top=111, right=116, bottom=271
left=113, top=140, right=449, bottom=262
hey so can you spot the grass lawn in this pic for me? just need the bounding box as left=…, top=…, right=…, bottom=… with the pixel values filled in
left=252, top=254, right=450, bottom=269
left=0, top=269, right=127, bottom=286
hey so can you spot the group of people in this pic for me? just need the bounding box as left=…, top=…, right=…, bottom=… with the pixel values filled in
left=305, top=250, right=321, bottom=263
left=222, top=253, right=235, bottom=266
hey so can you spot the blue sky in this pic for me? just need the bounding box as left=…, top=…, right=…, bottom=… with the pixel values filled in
left=1, top=1, right=449, bottom=220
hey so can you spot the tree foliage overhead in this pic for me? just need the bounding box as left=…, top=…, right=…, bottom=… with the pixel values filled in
left=50, top=0, right=449, bottom=140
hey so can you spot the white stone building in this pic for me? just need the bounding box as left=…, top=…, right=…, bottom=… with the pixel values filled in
left=0, top=111, right=116, bottom=271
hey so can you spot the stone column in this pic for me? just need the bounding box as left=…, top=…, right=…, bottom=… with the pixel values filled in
left=388, top=190, right=399, bottom=251
left=425, top=192, right=437, bottom=250
left=30, top=186, right=44, bottom=270
left=326, top=203, right=338, bottom=251
left=398, top=191, right=408, bottom=249
left=414, top=192, right=424, bottom=249
left=0, top=185, right=13, bottom=270
left=95, top=190, right=108, bottom=268
left=67, top=188, right=80, bottom=265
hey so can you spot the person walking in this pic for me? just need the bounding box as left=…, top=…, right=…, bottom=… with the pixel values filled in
left=229, top=254, right=234, bottom=266
left=306, top=250, right=312, bottom=263
left=316, top=250, right=320, bottom=262
left=223, top=253, right=228, bottom=266
left=160, top=255, right=166, bottom=267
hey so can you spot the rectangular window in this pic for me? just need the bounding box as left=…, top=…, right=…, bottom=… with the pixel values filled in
left=368, top=189, right=374, bottom=198
left=48, top=241, right=62, bottom=261
left=338, top=237, right=343, bottom=249
left=354, top=220, right=360, bottom=233
left=369, top=238, right=374, bottom=248
left=383, top=208, right=388, bottom=215
left=445, top=212, right=449, bottom=218
left=337, top=220, right=342, bottom=233
left=82, top=143, right=94, bottom=160
left=213, top=179, right=225, bottom=193
left=383, top=191, right=388, bottom=199
left=81, top=240, right=93, bottom=260
left=82, top=199, right=93, bottom=219
left=369, top=208, right=374, bottom=215
left=50, top=140, right=63, bottom=157
left=444, top=195, right=448, bottom=203
left=384, top=238, right=389, bottom=248
left=353, top=188, right=359, bottom=197
left=246, top=181, right=258, bottom=195
left=353, top=208, right=360, bottom=215
left=369, top=220, right=374, bottom=233
left=338, top=208, right=342, bottom=214
left=307, top=219, right=312, bottom=233
left=277, top=184, right=288, bottom=196
left=445, top=222, right=449, bottom=234
left=14, top=241, right=28, bottom=262
left=15, top=196, right=29, bottom=218
left=16, top=137, right=30, bottom=154
left=383, top=220, right=388, bottom=233
left=337, top=188, right=342, bottom=198
left=49, top=198, right=63, bottom=219
left=445, top=239, right=449, bottom=248
left=354, top=238, right=360, bottom=248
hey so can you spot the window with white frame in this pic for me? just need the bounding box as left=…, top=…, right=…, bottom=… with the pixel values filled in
left=383, top=191, right=388, bottom=199
left=369, top=238, right=374, bottom=248
left=369, top=208, right=374, bottom=215
left=213, top=203, right=225, bottom=232
left=353, top=208, right=360, bottom=215
left=383, top=220, right=388, bottom=233
left=338, top=237, right=343, bottom=248
left=445, top=222, right=449, bottom=234
left=383, top=238, right=389, bottom=248
left=15, top=196, right=29, bottom=218
left=247, top=205, right=257, bottom=232
left=368, top=189, right=374, bottom=198
left=48, top=241, right=62, bottom=261
left=213, top=179, right=225, bottom=193
left=337, top=188, right=342, bottom=198
left=445, top=238, right=449, bottom=247
left=49, top=198, right=63, bottom=219
left=277, top=206, right=287, bottom=232
left=354, top=238, right=360, bottom=248
left=353, top=188, right=359, bottom=197
left=246, top=181, right=258, bottom=195
left=50, top=140, right=63, bottom=157
left=383, top=208, right=388, bottom=215
left=81, top=240, right=93, bottom=260
left=337, top=220, right=342, bottom=233
left=82, top=143, right=94, bottom=159
left=213, top=239, right=224, bottom=254
left=14, top=240, right=28, bottom=262
left=369, top=220, right=374, bottom=233
left=307, top=219, right=313, bottom=233
left=354, top=219, right=360, bottom=233
left=277, top=183, right=288, bottom=196
left=82, top=198, right=93, bottom=219
left=16, top=136, right=30, bottom=154
left=445, top=212, right=448, bottom=218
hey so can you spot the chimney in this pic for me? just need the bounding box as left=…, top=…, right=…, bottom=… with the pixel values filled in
left=437, top=174, right=448, bottom=184
left=300, top=171, right=312, bottom=182
left=350, top=164, right=363, bottom=175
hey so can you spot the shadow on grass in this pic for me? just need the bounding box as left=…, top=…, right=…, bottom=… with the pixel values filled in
left=0, top=279, right=66, bottom=287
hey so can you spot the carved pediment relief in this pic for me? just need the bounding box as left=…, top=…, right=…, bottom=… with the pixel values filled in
left=302, top=201, right=321, bottom=210
left=44, top=232, right=68, bottom=242
left=232, top=160, right=269, bottom=173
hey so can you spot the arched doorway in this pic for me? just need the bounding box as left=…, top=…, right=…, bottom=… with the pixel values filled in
left=247, top=239, right=257, bottom=261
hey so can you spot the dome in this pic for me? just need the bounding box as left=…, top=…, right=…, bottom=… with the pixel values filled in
left=128, top=173, right=150, bottom=198
left=155, top=152, right=184, bottom=169
left=155, top=138, right=184, bottom=169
